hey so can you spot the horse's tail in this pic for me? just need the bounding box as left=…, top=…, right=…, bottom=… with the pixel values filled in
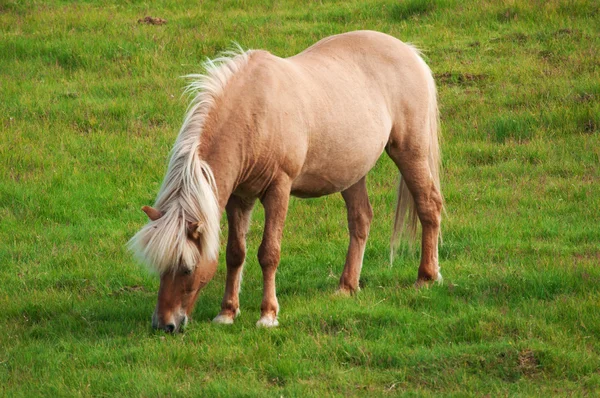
left=390, top=47, right=442, bottom=265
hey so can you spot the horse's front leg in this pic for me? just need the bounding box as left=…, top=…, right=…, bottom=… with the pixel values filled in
left=213, top=196, right=256, bottom=324
left=256, top=176, right=292, bottom=327
left=339, top=176, right=373, bottom=294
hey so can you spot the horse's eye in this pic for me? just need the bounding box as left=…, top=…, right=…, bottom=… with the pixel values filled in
left=182, top=268, right=192, bottom=276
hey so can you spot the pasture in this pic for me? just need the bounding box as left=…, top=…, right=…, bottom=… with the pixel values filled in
left=1, top=0, right=599, bottom=395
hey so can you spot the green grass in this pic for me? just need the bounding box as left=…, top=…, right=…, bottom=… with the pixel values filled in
left=1, top=0, right=599, bottom=395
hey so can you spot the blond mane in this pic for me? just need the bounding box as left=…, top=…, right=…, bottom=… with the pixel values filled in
left=128, top=47, right=252, bottom=274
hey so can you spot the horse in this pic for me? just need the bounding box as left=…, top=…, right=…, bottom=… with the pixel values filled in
left=129, top=30, right=443, bottom=333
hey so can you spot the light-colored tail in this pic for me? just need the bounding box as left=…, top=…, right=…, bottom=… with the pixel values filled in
left=390, top=49, right=442, bottom=265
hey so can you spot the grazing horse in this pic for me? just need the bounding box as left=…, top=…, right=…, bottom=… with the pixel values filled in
left=129, top=30, right=443, bottom=333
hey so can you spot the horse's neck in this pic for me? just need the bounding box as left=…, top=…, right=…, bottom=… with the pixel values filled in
left=195, top=57, right=276, bottom=207
left=198, top=134, right=241, bottom=212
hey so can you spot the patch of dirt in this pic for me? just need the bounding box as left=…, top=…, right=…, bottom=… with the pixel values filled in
left=557, top=28, right=574, bottom=35
left=574, top=92, right=595, bottom=103
left=538, top=50, right=554, bottom=60
left=110, top=285, right=149, bottom=296
left=436, top=72, right=487, bottom=86
left=499, top=8, right=519, bottom=22
left=490, top=32, right=528, bottom=44
left=505, top=32, right=528, bottom=43
left=554, top=28, right=582, bottom=38
left=583, top=119, right=598, bottom=134
left=518, top=349, right=540, bottom=376
left=138, top=16, right=167, bottom=25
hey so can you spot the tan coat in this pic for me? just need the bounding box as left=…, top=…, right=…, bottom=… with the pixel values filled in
left=131, top=31, right=443, bottom=332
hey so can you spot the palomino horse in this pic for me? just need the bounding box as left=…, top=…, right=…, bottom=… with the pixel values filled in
left=129, top=31, right=443, bottom=332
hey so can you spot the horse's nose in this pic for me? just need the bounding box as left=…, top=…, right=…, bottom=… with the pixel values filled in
left=164, top=323, right=176, bottom=333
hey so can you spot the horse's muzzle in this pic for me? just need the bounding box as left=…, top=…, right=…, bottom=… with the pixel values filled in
left=152, top=310, right=188, bottom=333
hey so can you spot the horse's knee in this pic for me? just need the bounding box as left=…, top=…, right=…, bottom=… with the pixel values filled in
left=431, top=185, right=443, bottom=208
left=257, top=243, right=280, bottom=270
left=362, top=203, right=374, bottom=224
left=226, top=240, right=246, bottom=268
left=416, top=184, right=443, bottom=227
left=418, top=209, right=440, bottom=229
left=349, top=205, right=373, bottom=241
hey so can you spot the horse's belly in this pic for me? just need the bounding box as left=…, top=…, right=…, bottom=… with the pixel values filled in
left=290, top=163, right=373, bottom=198
left=291, top=173, right=348, bottom=198
left=290, top=138, right=386, bottom=198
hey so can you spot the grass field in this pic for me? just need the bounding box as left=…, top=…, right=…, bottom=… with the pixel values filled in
left=1, top=0, right=599, bottom=395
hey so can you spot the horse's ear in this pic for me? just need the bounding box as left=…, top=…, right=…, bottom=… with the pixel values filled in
left=142, top=206, right=163, bottom=221
left=187, top=221, right=204, bottom=240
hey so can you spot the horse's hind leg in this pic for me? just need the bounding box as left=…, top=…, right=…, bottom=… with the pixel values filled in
left=387, top=142, right=443, bottom=286
left=213, top=195, right=255, bottom=324
left=338, top=176, right=373, bottom=294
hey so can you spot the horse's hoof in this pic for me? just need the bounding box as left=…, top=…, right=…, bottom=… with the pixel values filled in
left=256, top=315, right=279, bottom=328
left=335, top=286, right=359, bottom=296
left=335, top=288, right=352, bottom=297
left=212, top=314, right=234, bottom=324
left=213, top=308, right=241, bottom=324
left=415, top=272, right=443, bottom=288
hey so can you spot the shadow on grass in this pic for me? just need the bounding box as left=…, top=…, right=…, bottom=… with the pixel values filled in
left=7, top=262, right=598, bottom=341
left=8, top=288, right=223, bottom=340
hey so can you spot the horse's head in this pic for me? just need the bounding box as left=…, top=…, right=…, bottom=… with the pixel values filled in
left=141, top=206, right=218, bottom=333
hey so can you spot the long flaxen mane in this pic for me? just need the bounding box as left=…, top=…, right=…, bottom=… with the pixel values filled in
left=128, top=48, right=252, bottom=274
